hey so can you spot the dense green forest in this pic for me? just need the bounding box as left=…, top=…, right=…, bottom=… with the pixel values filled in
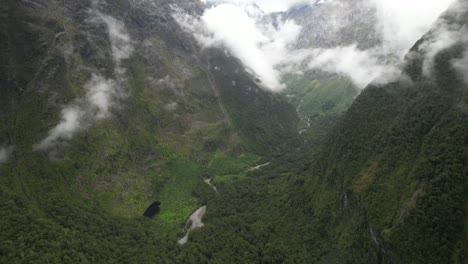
left=0, top=0, right=466, bottom=263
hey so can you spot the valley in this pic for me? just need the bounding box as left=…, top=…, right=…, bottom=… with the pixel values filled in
left=0, top=0, right=466, bottom=263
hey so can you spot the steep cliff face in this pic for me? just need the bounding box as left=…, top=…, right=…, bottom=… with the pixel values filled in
left=0, top=0, right=215, bottom=223
left=296, top=2, right=468, bottom=263
left=0, top=0, right=299, bottom=260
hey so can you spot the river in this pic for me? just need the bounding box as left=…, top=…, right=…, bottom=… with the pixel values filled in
left=204, top=178, right=218, bottom=193
left=247, top=162, right=271, bottom=171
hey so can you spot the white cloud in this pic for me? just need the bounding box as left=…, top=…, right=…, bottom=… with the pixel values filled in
left=370, top=0, right=456, bottom=58
left=98, top=12, right=134, bottom=65
left=35, top=107, right=86, bottom=150
left=418, top=17, right=468, bottom=76
left=86, top=74, right=117, bottom=119
left=177, top=0, right=456, bottom=90
left=175, top=3, right=301, bottom=91
left=202, top=0, right=313, bottom=13
left=305, top=46, right=402, bottom=88
left=453, top=50, right=468, bottom=84
left=309, top=0, right=458, bottom=87
left=36, top=74, right=120, bottom=150
left=36, top=12, right=134, bottom=151
left=0, top=145, right=14, bottom=163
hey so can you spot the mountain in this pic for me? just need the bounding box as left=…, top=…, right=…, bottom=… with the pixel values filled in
left=291, top=2, right=468, bottom=262
left=281, top=0, right=380, bottom=50
left=167, top=2, right=467, bottom=262
left=272, top=0, right=376, bottom=142
left=0, top=0, right=466, bottom=263
left=0, top=0, right=299, bottom=261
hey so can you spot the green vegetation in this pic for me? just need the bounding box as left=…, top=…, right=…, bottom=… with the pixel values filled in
left=153, top=159, right=203, bottom=236
left=0, top=1, right=304, bottom=262
left=0, top=0, right=466, bottom=263
left=208, top=151, right=260, bottom=175
left=208, top=49, right=300, bottom=156
left=283, top=74, right=359, bottom=148
left=207, top=151, right=261, bottom=186
left=291, top=42, right=468, bottom=263
left=284, top=75, right=358, bottom=118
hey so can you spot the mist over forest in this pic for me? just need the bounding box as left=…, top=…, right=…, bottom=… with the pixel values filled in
left=0, top=0, right=466, bottom=263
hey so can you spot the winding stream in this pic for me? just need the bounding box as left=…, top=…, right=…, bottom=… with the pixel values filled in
left=204, top=178, right=218, bottom=193
left=247, top=162, right=271, bottom=171
left=296, top=100, right=311, bottom=134
left=178, top=161, right=270, bottom=245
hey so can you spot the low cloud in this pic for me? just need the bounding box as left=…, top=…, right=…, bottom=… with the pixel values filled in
left=304, top=46, right=402, bottom=88
left=420, top=26, right=462, bottom=77
left=448, top=1, right=468, bottom=84
left=0, top=145, right=14, bottom=164
left=175, top=2, right=400, bottom=90
left=98, top=12, right=134, bottom=71
left=453, top=50, right=468, bottom=83
left=175, top=3, right=301, bottom=91
left=176, top=0, right=456, bottom=91
left=35, top=107, right=86, bottom=150
left=35, top=75, right=121, bottom=150
left=417, top=9, right=468, bottom=77
left=86, top=74, right=117, bottom=119
left=369, top=0, right=456, bottom=58
left=36, top=12, right=133, bottom=151
left=202, top=0, right=314, bottom=13
left=305, top=0, right=465, bottom=86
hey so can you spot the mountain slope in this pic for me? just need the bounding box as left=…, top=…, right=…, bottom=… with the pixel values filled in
left=0, top=0, right=466, bottom=263
left=137, top=4, right=467, bottom=261
left=0, top=0, right=300, bottom=261
left=294, top=3, right=468, bottom=263
left=281, top=0, right=380, bottom=50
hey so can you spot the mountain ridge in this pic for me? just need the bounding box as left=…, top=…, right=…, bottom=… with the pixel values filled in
left=0, top=0, right=466, bottom=263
